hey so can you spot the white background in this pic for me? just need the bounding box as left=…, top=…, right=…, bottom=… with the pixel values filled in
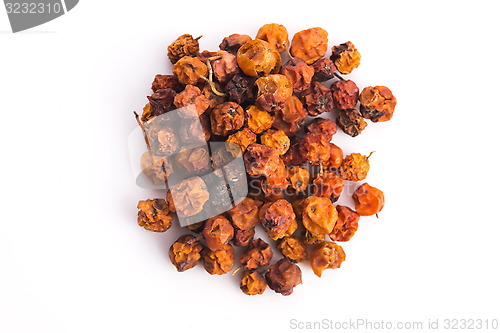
left=1, top=1, right=499, bottom=332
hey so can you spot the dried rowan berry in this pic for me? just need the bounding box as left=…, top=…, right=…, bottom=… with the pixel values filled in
left=173, top=56, right=208, bottom=85
left=137, top=199, right=173, bottom=232
left=359, top=86, right=397, bottom=122
left=210, top=101, right=244, bottom=137
left=259, top=199, right=295, bottom=235
left=140, top=103, right=155, bottom=123
left=281, top=57, right=314, bottom=93
left=174, top=85, right=210, bottom=118
left=140, top=151, right=173, bottom=185
left=277, top=236, right=307, bottom=263
left=256, top=23, right=289, bottom=52
left=237, top=39, right=281, bottom=77
left=290, top=27, right=328, bottom=65
left=311, top=58, right=336, bottom=82
left=312, top=171, right=344, bottom=201
left=245, top=105, right=274, bottom=134
left=255, top=74, right=293, bottom=113
left=226, top=74, right=256, bottom=105
left=226, top=197, right=263, bottom=230
left=212, top=50, right=240, bottom=84
left=226, top=127, right=257, bottom=157
left=265, top=258, right=302, bottom=296
left=169, top=176, right=210, bottom=217
left=257, top=179, right=286, bottom=203
left=310, top=242, right=346, bottom=277
left=147, top=124, right=178, bottom=156
left=260, top=129, right=290, bottom=155
left=353, top=183, right=385, bottom=216
left=233, top=227, right=255, bottom=247
left=331, top=41, right=361, bottom=74
left=266, top=218, right=297, bottom=241
left=169, top=234, right=204, bottom=272
left=302, top=81, right=334, bottom=116
left=302, top=230, right=325, bottom=245
left=244, top=143, right=280, bottom=177
left=282, top=139, right=307, bottom=166
left=262, top=158, right=289, bottom=193
left=174, top=146, right=211, bottom=176
left=201, top=81, right=226, bottom=109
left=202, top=244, right=235, bottom=275
left=151, top=74, right=183, bottom=93
left=273, top=95, right=307, bottom=136
left=147, top=88, right=177, bottom=118
left=178, top=115, right=211, bottom=144
left=336, top=109, right=367, bottom=137
left=202, top=215, right=234, bottom=251
left=196, top=50, right=218, bottom=63
left=324, top=143, right=343, bottom=169
left=240, top=238, right=273, bottom=270
left=167, top=34, right=201, bottom=64
left=300, top=132, right=331, bottom=166
left=287, top=166, right=310, bottom=192
left=306, top=118, right=337, bottom=141
left=302, top=196, right=337, bottom=235
left=331, top=79, right=359, bottom=110
left=339, top=152, right=372, bottom=181
left=240, top=270, right=266, bottom=295
left=220, top=33, right=252, bottom=54
left=330, top=205, right=360, bottom=242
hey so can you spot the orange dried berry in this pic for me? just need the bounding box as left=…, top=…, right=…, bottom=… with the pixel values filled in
left=290, top=27, right=328, bottom=65
left=330, top=41, right=361, bottom=74
left=281, top=56, right=315, bottom=93
left=210, top=101, right=245, bottom=137
left=140, top=103, right=154, bottom=122
left=173, top=85, right=210, bottom=118
left=202, top=215, right=234, bottom=251
left=277, top=236, right=307, bottom=263
left=202, top=244, right=235, bottom=275
left=255, top=74, right=293, bottom=112
left=240, top=238, right=273, bottom=270
left=302, top=196, right=338, bottom=235
left=245, top=105, right=274, bottom=134
left=137, top=199, right=173, bottom=232
left=352, top=183, right=385, bottom=216
left=359, top=86, right=397, bottom=122
left=266, top=214, right=297, bottom=241
left=256, top=23, right=289, bottom=52
left=173, top=56, right=208, bottom=85
left=310, top=242, right=346, bottom=277
left=339, top=152, right=372, bottom=181
left=167, top=34, right=201, bottom=64
left=259, top=199, right=296, bottom=236
left=260, top=129, right=290, bottom=155
left=212, top=50, right=240, bottom=84
left=169, top=234, right=204, bottom=272
left=226, top=127, right=257, bottom=157
left=302, top=230, right=325, bottom=245
left=220, top=34, right=253, bottom=54
left=263, top=158, right=289, bottom=192
left=324, top=143, right=343, bottom=169
left=240, top=270, right=267, bottom=295
left=329, top=205, right=360, bottom=242
left=287, top=166, right=310, bottom=192
left=244, top=143, right=280, bottom=177
left=300, top=132, right=331, bottom=166
left=140, top=151, right=173, bottom=185
left=169, top=176, right=210, bottom=217
left=312, top=170, right=344, bottom=201
left=226, top=197, right=263, bottom=230
left=237, top=39, right=281, bottom=77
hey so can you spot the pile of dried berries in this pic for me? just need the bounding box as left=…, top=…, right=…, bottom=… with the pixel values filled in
left=133, top=24, right=396, bottom=296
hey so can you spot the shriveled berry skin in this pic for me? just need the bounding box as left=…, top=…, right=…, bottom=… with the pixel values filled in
left=240, top=270, right=267, bottom=295
left=137, top=199, right=173, bottom=232
left=237, top=39, right=281, bottom=77
left=226, top=197, right=263, bottom=230
left=331, top=79, right=359, bottom=110
left=202, top=215, right=234, bottom=251
left=359, top=86, right=397, bottom=122
left=339, top=153, right=370, bottom=181
left=329, top=205, right=360, bottom=242
left=232, top=227, right=255, bottom=247
left=226, top=74, right=256, bottom=105
left=259, top=199, right=296, bottom=236
left=167, top=34, right=200, bottom=64
left=169, top=235, right=204, bottom=272
left=311, top=58, right=336, bottom=82
left=239, top=238, right=273, bottom=270
left=302, top=81, right=335, bottom=116
left=151, top=74, right=183, bottom=93
left=353, top=183, right=385, bottom=216
left=220, top=34, right=252, bottom=54
left=265, top=258, right=302, bottom=296
left=210, top=101, right=245, bottom=137
left=281, top=57, right=315, bottom=93
left=256, top=23, right=289, bottom=52
left=324, top=143, right=343, bottom=169
left=244, top=143, right=280, bottom=177
left=302, top=196, right=338, bottom=235
left=255, top=74, right=293, bottom=113
left=312, top=171, right=344, bottom=201
left=290, top=27, right=328, bottom=65
left=330, top=41, right=361, bottom=74
left=277, top=236, right=308, bottom=263
left=245, top=105, right=274, bottom=134
left=306, top=118, right=337, bottom=141
left=173, top=56, right=208, bottom=85
left=202, top=244, right=235, bottom=275
left=310, top=242, right=346, bottom=277
left=337, top=109, right=367, bottom=137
